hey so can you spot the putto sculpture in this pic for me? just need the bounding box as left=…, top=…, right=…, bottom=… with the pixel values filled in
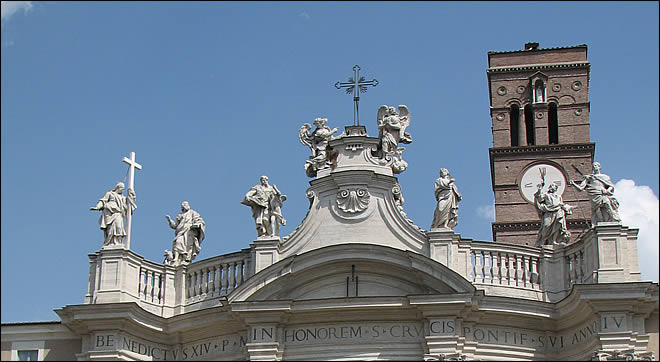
left=534, top=182, right=573, bottom=247
left=241, top=176, right=287, bottom=238
left=431, top=168, right=462, bottom=230
left=299, top=118, right=339, bottom=177
left=570, top=161, right=621, bottom=225
left=164, top=201, right=206, bottom=267
left=90, top=182, right=137, bottom=248
left=375, top=105, right=412, bottom=174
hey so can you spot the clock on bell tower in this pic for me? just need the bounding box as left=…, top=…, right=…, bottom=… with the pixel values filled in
left=487, top=43, right=594, bottom=246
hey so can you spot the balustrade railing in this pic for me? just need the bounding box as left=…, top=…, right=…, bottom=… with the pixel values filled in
left=564, top=240, right=588, bottom=288
left=469, top=242, right=542, bottom=292
left=184, top=249, right=252, bottom=304
left=138, top=260, right=166, bottom=305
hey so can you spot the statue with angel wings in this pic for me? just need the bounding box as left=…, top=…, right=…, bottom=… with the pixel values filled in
left=377, top=105, right=412, bottom=155
left=374, top=105, right=412, bottom=174
left=299, top=118, right=339, bottom=177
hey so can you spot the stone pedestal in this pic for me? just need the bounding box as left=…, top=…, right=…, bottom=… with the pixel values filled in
left=86, top=247, right=141, bottom=304
left=251, top=237, right=281, bottom=274
left=592, top=222, right=642, bottom=283
left=427, top=229, right=469, bottom=277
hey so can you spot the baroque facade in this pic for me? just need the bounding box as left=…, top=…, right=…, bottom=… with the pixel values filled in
left=2, top=44, right=658, bottom=361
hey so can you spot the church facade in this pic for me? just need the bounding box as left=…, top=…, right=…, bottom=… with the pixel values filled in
left=2, top=44, right=658, bottom=361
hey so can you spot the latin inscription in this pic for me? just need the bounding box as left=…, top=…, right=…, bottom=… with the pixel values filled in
left=460, top=319, right=600, bottom=351
left=95, top=333, right=247, bottom=360
left=283, top=323, right=425, bottom=344
left=93, top=318, right=606, bottom=357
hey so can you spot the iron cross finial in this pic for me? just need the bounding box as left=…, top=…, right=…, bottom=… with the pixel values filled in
left=334, top=65, right=379, bottom=126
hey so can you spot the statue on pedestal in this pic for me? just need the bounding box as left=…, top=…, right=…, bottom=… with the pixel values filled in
left=299, top=118, right=338, bottom=177
left=164, top=201, right=206, bottom=266
left=534, top=183, right=573, bottom=247
left=570, top=161, right=621, bottom=226
left=90, top=182, right=136, bottom=247
left=431, top=168, right=462, bottom=230
left=241, top=176, right=287, bottom=238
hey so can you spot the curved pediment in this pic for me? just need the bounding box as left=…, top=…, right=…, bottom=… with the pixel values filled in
left=229, top=244, right=475, bottom=302
left=278, top=170, right=428, bottom=258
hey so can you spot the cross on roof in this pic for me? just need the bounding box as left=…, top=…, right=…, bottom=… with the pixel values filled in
left=335, top=65, right=379, bottom=126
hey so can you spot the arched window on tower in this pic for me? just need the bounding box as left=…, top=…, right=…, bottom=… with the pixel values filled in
left=524, top=104, right=535, bottom=145
left=509, top=104, right=520, bottom=146
left=548, top=102, right=559, bottom=144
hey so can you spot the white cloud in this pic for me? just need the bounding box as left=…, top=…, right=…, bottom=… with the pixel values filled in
left=477, top=203, right=495, bottom=221
left=1, top=1, right=33, bottom=22
left=614, top=179, right=659, bottom=282
left=299, top=11, right=310, bottom=21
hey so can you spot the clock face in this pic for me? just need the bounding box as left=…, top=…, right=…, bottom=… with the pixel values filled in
left=519, top=163, right=566, bottom=203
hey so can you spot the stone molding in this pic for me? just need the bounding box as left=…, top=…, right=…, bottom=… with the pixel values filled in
left=488, top=62, right=590, bottom=73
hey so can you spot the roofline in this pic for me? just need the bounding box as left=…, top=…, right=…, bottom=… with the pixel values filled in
left=1, top=320, right=61, bottom=326
left=488, top=44, right=588, bottom=56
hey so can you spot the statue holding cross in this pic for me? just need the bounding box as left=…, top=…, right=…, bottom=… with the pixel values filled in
left=90, top=152, right=141, bottom=249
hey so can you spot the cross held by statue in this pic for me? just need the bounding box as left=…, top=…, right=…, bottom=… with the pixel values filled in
left=335, top=65, right=378, bottom=126
left=122, top=151, right=142, bottom=249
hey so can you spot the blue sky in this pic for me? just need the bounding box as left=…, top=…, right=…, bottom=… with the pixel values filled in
left=1, top=1, right=658, bottom=323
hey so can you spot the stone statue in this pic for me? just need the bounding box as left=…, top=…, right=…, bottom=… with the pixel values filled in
left=299, top=118, right=339, bottom=177
left=164, top=201, right=206, bottom=267
left=534, top=183, right=573, bottom=247
left=90, top=182, right=136, bottom=247
left=431, top=168, right=462, bottom=230
left=569, top=161, right=621, bottom=225
left=241, top=176, right=287, bottom=238
left=377, top=105, right=412, bottom=155
left=391, top=147, right=408, bottom=174
left=375, top=105, right=412, bottom=174
left=535, top=81, right=545, bottom=103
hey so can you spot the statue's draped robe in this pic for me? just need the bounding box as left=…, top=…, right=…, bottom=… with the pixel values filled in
left=535, top=191, right=569, bottom=246
left=95, top=190, right=136, bottom=246
left=172, top=209, right=206, bottom=262
left=241, top=184, right=276, bottom=235
left=584, top=173, right=621, bottom=222
left=431, top=177, right=461, bottom=229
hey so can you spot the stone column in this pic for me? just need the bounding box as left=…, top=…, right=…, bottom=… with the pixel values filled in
left=518, top=108, right=527, bottom=146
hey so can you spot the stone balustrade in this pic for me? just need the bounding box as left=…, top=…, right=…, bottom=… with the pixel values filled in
left=84, top=223, right=640, bottom=316
left=85, top=246, right=253, bottom=317
left=138, top=259, right=166, bottom=306
left=470, top=242, right=542, bottom=291
left=428, top=222, right=642, bottom=302
left=184, top=249, right=252, bottom=306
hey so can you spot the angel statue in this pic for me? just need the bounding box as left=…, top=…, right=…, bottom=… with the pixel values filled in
left=377, top=105, right=411, bottom=155
left=299, top=118, right=339, bottom=177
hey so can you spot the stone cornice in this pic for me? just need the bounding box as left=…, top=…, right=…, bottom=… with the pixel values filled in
left=492, top=220, right=591, bottom=233
left=488, top=62, right=590, bottom=74
left=489, top=143, right=595, bottom=156
left=488, top=44, right=587, bottom=55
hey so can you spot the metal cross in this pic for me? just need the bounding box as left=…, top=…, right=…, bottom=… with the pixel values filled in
left=122, top=151, right=142, bottom=250
left=335, top=65, right=379, bottom=126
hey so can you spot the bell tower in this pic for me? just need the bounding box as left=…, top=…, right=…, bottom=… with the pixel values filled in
left=487, top=43, right=594, bottom=246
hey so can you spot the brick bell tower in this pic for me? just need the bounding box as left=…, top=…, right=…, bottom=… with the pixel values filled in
left=487, top=43, right=595, bottom=246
